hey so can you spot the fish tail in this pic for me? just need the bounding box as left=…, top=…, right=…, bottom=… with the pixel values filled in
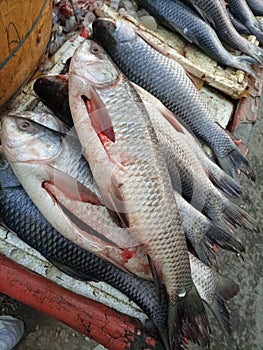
left=207, top=169, right=245, bottom=199
left=232, top=57, right=257, bottom=78
left=205, top=223, right=245, bottom=255
left=222, top=201, right=259, bottom=232
left=209, top=276, right=239, bottom=334
left=168, top=287, right=210, bottom=348
left=193, top=241, right=217, bottom=267
left=217, top=148, right=256, bottom=181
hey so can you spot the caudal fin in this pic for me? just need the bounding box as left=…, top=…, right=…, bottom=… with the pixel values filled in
left=222, top=201, right=259, bottom=232
left=205, top=223, right=245, bottom=256
left=217, top=148, right=256, bottom=182
left=233, top=57, right=257, bottom=77
left=207, top=169, right=247, bottom=200
left=209, top=276, right=239, bottom=334
left=168, top=287, right=210, bottom=349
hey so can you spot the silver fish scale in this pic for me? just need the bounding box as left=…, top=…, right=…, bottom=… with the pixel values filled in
left=184, top=0, right=263, bottom=58
left=150, top=110, right=228, bottom=221
left=136, top=0, right=247, bottom=70
left=102, top=30, right=237, bottom=159
left=91, top=77, right=193, bottom=298
left=189, top=254, right=218, bottom=305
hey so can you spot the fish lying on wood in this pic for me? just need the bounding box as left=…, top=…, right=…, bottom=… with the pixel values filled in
left=227, top=0, right=263, bottom=44
left=68, top=38, right=211, bottom=349
left=92, top=18, right=256, bottom=181
left=134, top=0, right=255, bottom=75
left=34, top=74, right=247, bottom=201
left=182, top=0, right=263, bottom=64
left=33, top=74, right=246, bottom=266
left=0, top=148, right=240, bottom=348
left=1, top=110, right=210, bottom=349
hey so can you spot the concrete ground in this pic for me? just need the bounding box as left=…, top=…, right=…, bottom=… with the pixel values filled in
left=9, top=97, right=263, bottom=349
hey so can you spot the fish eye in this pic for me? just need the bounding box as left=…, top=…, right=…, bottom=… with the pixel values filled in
left=91, top=44, right=100, bottom=54
left=17, top=119, right=32, bottom=131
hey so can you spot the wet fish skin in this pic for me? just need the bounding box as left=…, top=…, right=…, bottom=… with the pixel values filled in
left=69, top=39, right=210, bottom=349
left=246, top=0, right=263, bottom=16
left=227, top=9, right=253, bottom=35
left=92, top=18, right=256, bottom=180
left=227, top=0, right=263, bottom=44
left=182, top=0, right=263, bottom=64
left=1, top=113, right=152, bottom=279
left=33, top=74, right=246, bottom=264
left=0, top=151, right=169, bottom=341
left=33, top=74, right=246, bottom=201
left=135, top=0, right=256, bottom=74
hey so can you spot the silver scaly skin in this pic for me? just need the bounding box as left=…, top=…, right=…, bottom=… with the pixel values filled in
left=135, top=0, right=255, bottom=74
left=92, top=18, right=256, bottom=181
left=182, top=0, right=263, bottom=64
left=227, top=0, right=263, bottom=43
left=68, top=39, right=210, bottom=349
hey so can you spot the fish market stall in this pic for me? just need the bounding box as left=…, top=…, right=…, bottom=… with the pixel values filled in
left=0, top=1, right=262, bottom=349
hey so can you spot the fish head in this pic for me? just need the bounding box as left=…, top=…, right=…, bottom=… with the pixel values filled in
left=69, top=39, right=119, bottom=88
left=1, top=112, right=64, bottom=163
left=92, top=18, right=136, bottom=47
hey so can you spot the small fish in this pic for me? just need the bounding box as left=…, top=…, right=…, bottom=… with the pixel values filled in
left=92, top=18, right=256, bottom=180
left=135, top=0, right=256, bottom=74
left=246, top=0, right=263, bottom=16
left=68, top=38, right=210, bottom=349
left=227, top=0, right=263, bottom=44
left=182, top=0, right=263, bottom=64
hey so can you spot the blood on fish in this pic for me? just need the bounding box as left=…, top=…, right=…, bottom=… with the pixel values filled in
left=81, top=95, right=116, bottom=146
left=121, top=249, right=135, bottom=261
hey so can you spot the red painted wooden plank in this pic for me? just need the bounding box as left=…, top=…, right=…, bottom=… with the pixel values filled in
left=0, top=253, right=164, bottom=350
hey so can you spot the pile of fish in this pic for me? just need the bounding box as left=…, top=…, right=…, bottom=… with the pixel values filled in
left=0, top=2, right=261, bottom=349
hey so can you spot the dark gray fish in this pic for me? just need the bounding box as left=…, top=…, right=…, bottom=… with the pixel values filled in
left=227, top=9, right=253, bottom=35
left=92, top=18, right=256, bottom=181
left=227, top=0, right=263, bottom=44
left=0, top=150, right=169, bottom=348
left=246, top=0, right=263, bottom=16
left=182, top=0, right=263, bottom=64
left=135, top=0, right=256, bottom=74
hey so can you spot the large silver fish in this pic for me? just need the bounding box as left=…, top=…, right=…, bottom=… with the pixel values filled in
left=182, top=0, right=263, bottom=64
left=33, top=74, right=246, bottom=266
left=68, top=39, right=209, bottom=349
left=135, top=0, right=255, bottom=74
left=92, top=18, right=256, bottom=181
left=1, top=112, right=151, bottom=280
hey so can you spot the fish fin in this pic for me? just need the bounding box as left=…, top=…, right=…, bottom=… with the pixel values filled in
left=47, top=258, right=100, bottom=282
left=209, top=276, right=239, bottom=334
left=105, top=173, right=130, bottom=228
left=205, top=223, right=245, bottom=256
left=222, top=200, right=259, bottom=232
left=147, top=255, right=162, bottom=302
left=217, top=148, right=256, bottom=181
left=43, top=167, right=102, bottom=206
left=81, top=88, right=115, bottom=144
left=193, top=241, right=217, bottom=267
left=207, top=168, right=249, bottom=201
left=169, top=287, right=210, bottom=348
